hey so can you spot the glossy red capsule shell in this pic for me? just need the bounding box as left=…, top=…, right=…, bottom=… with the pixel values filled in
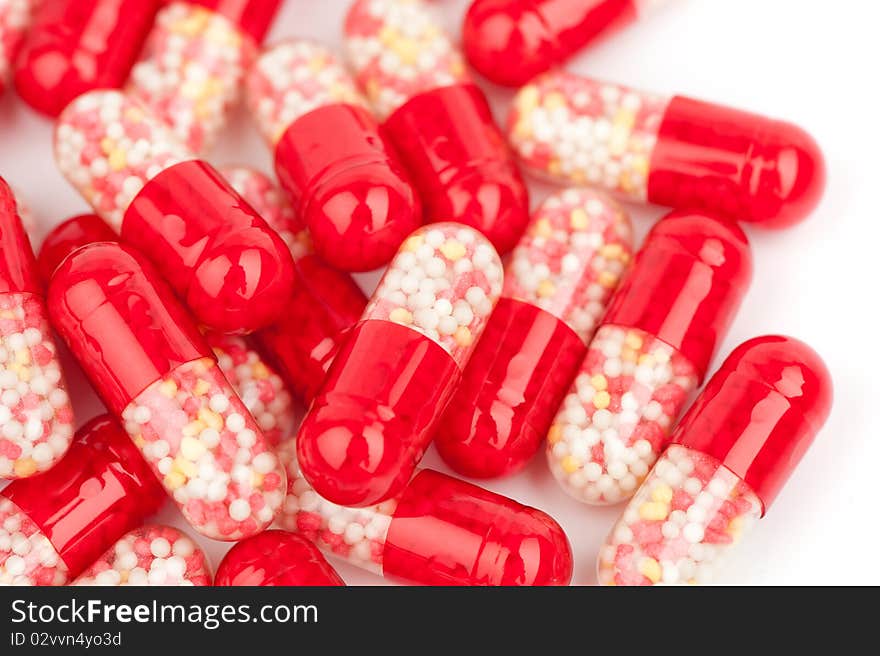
left=464, top=0, right=647, bottom=86
left=509, top=72, right=826, bottom=228
left=547, top=211, right=752, bottom=504
left=55, top=90, right=296, bottom=334
left=47, top=242, right=286, bottom=541
left=345, top=0, right=530, bottom=254
left=14, top=0, right=160, bottom=116
left=36, top=213, right=116, bottom=285
left=1, top=415, right=165, bottom=583
left=297, top=223, right=504, bottom=507
left=247, top=41, right=421, bottom=272
left=215, top=531, right=345, bottom=586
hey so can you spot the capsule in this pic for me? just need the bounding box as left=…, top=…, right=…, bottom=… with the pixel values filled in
left=278, top=439, right=572, bottom=585
left=599, top=335, right=832, bottom=585
left=55, top=90, right=296, bottom=334
left=47, top=242, right=287, bottom=540
left=129, top=0, right=282, bottom=153
left=297, top=223, right=503, bottom=507
left=36, top=211, right=298, bottom=449
left=437, top=189, right=633, bottom=478
left=0, top=179, right=75, bottom=479
left=14, top=0, right=159, bottom=117
left=547, top=211, right=752, bottom=504
left=220, top=166, right=368, bottom=403
left=0, top=0, right=39, bottom=96
left=464, top=0, right=663, bottom=87
left=72, top=525, right=212, bottom=586
left=508, top=72, right=826, bottom=228
left=344, top=0, right=529, bottom=254
left=246, top=40, right=421, bottom=272
left=215, top=530, right=345, bottom=586
left=0, top=415, right=164, bottom=585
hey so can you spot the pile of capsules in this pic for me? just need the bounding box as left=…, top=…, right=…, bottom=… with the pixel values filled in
left=0, top=0, right=832, bottom=587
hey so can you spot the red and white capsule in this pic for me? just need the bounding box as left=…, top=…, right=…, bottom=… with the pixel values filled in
left=47, top=242, right=287, bottom=541
left=599, top=335, right=832, bottom=585
left=128, top=0, right=282, bottom=153
left=297, top=223, right=503, bottom=507
left=220, top=166, right=368, bottom=403
left=0, top=179, right=74, bottom=480
left=437, top=188, right=633, bottom=478
left=508, top=72, right=826, bottom=228
left=72, top=525, right=212, bottom=586
left=0, top=0, right=39, bottom=96
left=54, top=90, right=295, bottom=334
left=0, top=415, right=165, bottom=585
left=547, top=211, right=752, bottom=504
left=246, top=39, right=421, bottom=271
left=344, top=0, right=530, bottom=254
left=277, top=438, right=572, bottom=586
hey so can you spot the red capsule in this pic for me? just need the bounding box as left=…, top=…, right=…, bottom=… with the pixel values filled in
left=220, top=166, right=368, bottom=403
left=509, top=72, right=826, bottom=228
left=344, top=0, right=530, bottom=254
left=297, top=223, right=503, bottom=507
left=278, top=441, right=573, bottom=586
left=36, top=213, right=116, bottom=285
left=54, top=90, right=295, bottom=333
left=246, top=40, right=421, bottom=272
left=599, top=335, right=832, bottom=585
left=437, top=189, right=633, bottom=478
left=0, top=415, right=165, bottom=585
left=14, top=0, right=159, bottom=116
left=215, top=530, right=345, bottom=586
left=129, top=0, right=282, bottom=153
left=0, top=0, right=40, bottom=97
left=547, top=210, right=752, bottom=504
left=47, top=242, right=287, bottom=541
left=0, top=179, right=75, bottom=480
left=464, top=0, right=660, bottom=87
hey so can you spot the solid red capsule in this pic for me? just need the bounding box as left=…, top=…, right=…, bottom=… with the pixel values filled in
left=246, top=40, right=421, bottom=272
left=344, top=0, right=530, bottom=255
left=0, top=414, right=164, bottom=585
left=547, top=210, right=752, bottom=504
left=278, top=441, right=573, bottom=586
left=598, top=335, right=832, bottom=585
left=13, top=0, right=159, bottom=117
left=437, top=189, right=633, bottom=478
left=297, top=223, right=503, bottom=507
left=36, top=213, right=116, bottom=285
left=509, top=72, right=826, bottom=228
left=128, top=0, right=282, bottom=152
left=54, top=90, right=295, bottom=333
left=47, top=242, right=287, bottom=541
left=464, top=0, right=661, bottom=87
left=220, top=166, right=368, bottom=403
left=215, top=530, right=345, bottom=586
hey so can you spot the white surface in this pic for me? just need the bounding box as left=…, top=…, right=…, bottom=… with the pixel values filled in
left=0, top=0, right=876, bottom=585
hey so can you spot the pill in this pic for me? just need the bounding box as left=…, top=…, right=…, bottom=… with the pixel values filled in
left=220, top=166, right=368, bottom=403
left=214, top=530, right=345, bottom=586
left=246, top=39, right=421, bottom=272
left=14, top=0, right=160, bottom=116
left=508, top=71, right=826, bottom=228
left=437, top=188, right=633, bottom=478
left=463, top=0, right=664, bottom=86
left=54, top=89, right=296, bottom=333
left=277, top=438, right=572, bottom=586
left=297, top=223, right=503, bottom=507
left=129, top=0, right=281, bottom=152
left=0, top=0, right=40, bottom=97
left=0, top=178, right=75, bottom=480
left=72, top=525, right=212, bottom=586
left=47, top=241, right=287, bottom=540
left=0, top=415, right=165, bottom=585
left=599, top=335, right=832, bottom=585
left=547, top=210, right=752, bottom=504
left=344, top=0, right=530, bottom=254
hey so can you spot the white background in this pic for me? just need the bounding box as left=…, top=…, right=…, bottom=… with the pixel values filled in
left=0, top=0, right=876, bottom=585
